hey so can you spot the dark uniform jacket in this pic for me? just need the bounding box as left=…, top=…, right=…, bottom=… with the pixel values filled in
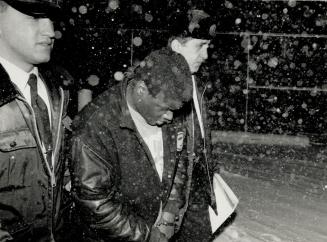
left=175, top=75, right=217, bottom=242
left=71, top=80, right=189, bottom=241
left=0, top=64, right=70, bottom=241
left=185, top=76, right=216, bottom=210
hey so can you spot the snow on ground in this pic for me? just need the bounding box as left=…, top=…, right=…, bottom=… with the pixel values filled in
left=213, top=172, right=327, bottom=242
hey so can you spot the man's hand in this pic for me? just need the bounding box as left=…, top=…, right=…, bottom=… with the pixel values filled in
left=156, top=212, right=175, bottom=239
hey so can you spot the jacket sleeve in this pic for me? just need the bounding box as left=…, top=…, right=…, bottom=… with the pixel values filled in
left=71, top=133, right=152, bottom=241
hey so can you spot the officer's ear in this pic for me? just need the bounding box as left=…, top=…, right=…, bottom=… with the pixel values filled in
left=171, top=39, right=182, bottom=53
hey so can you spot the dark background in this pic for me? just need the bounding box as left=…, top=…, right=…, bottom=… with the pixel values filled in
left=53, top=0, right=327, bottom=143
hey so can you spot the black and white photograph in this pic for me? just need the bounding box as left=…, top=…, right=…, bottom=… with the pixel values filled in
left=0, top=0, right=326, bottom=241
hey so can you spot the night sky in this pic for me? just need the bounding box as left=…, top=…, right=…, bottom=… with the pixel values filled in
left=53, top=0, right=327, bottom=141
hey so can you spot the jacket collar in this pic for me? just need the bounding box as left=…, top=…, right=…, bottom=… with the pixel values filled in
left=0, top=64, right=20, bottom=107
left=0, top=63, right=63, bottom=108
left=118, top=79, right=137, bottom=131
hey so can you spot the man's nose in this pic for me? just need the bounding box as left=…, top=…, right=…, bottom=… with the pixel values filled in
left=40, top=18, right=55, bottom=38
left=201, top=49, right=208, bottom=60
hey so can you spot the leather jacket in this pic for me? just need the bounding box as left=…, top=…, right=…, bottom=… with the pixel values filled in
left=0, top=64, right=70, bottom=241
left=71, top=80, right=190, bottom=241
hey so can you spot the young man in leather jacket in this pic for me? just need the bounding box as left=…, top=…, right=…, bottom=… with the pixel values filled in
left=70, top=49, right=194, bottom=242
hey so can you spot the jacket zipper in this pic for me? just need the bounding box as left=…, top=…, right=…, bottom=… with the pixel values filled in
left=17, top=95, right=56, bottom=238
left=17, top=86, right=65, bottom=241
left=16, top=96, right=56, bottom=187
left=52, top=87, right=65, bottom=180
left=49, top=87, right=65, bottom=242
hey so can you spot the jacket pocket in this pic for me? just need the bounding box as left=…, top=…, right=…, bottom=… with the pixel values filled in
left=0, top=129, right=37, bottom=189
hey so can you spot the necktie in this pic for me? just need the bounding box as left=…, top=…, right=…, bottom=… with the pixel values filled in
left=28, top=74, right=52, bottom=160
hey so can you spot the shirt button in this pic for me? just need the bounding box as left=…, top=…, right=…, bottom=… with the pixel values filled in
left=168, top=174, right=172, bottom=178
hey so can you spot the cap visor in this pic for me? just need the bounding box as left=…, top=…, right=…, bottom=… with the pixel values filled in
left=5, top=0, right=61, bottom=18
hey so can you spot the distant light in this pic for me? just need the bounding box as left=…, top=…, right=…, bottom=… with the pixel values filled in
left=54, top=31, right=62, bottom=39
left=114, top=71, right=124, bottom=81
left=235, top=76, right=241, bottom=82
left=262, top=13, right=268, bottom=20
left=132, top=4, right=143, bottom=14
left=108, top=0, right=119, bottom=10
left=268, top=57, right=278, bottom=68
left=234, top=60, right=242, bottom=69
left=248, top=61, right=257, bottom=71
left=288, top=0, right=296, bottom=8
left=145, top=13, right=153, bottom=22
left=312, top=43, right=318, bottom=49
left=224, top=1, right=233, bottom=9
left=87, top=74, right=100, bottom=86
left=79, top=5, right=87, bottom=15
left=235, top=18, right=241, bottom=25
left=133, top=37, right=143, bottom=47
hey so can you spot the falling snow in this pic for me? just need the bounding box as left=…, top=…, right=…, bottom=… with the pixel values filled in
left=46, top=0, right=327, bottom=241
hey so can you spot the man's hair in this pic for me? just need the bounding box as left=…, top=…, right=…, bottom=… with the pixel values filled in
left=166, top=9, right=217, bottom=43
left=129, top=48, right=193, bottom=105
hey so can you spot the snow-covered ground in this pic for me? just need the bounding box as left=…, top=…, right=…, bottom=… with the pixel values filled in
left=214, top=172, right=327, bottom=242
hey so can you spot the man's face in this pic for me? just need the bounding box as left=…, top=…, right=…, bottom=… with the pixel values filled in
left=177, top=38, right=210, bottom=73
left=0, top=5, right=55, bottom=71
left=139, top=91, right=182, bottom=126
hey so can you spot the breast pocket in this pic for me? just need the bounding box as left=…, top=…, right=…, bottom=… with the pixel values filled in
left=0, top=129, right=37, bottom=189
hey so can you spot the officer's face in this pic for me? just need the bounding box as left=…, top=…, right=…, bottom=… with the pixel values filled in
left=176, top=38, right=210, bottom=73
left=0, top=5, right=55, bottom=72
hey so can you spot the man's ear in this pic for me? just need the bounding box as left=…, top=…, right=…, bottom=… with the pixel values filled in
left=171, top=39, right=182, bottom=53
left=135, top=81, right=148, bottom=98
